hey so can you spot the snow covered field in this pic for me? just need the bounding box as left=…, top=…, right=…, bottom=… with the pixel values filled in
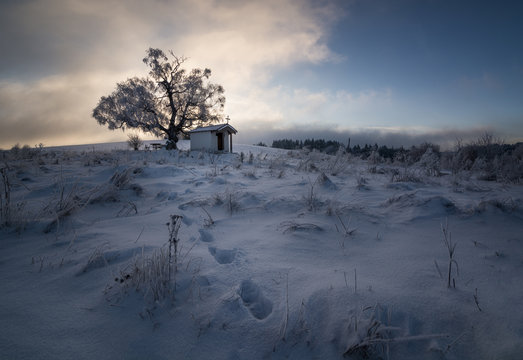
left=1, top=141, right=522, bottom=359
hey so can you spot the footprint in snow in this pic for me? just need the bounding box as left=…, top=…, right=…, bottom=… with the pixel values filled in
left=238, top=280, right=273, bottom=320
left=199, top=229, right=214, bottom=243
left=208, top=246, right=237, bottom=264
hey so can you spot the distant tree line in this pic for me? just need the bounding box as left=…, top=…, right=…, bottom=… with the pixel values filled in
left=271, top=138, right=435, bottom=160
left=272, top=138, right=344, bottom=154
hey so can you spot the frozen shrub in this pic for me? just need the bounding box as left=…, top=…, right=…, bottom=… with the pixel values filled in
left=9, top=144, right=21, bottom=157
left=297, top=158, right=317, bottom=172
left=495, top=152, right=523, bottom=183
left=473, top=157, right=496, bottom=181
left=225, top=190, right=240, bottom=214
left=89, top=167, right=142, bottom=204
left=390, top=166, right=422, bottom=183
left=43, top=180, right=94, bottom=233
left=316, top=172, right=336, bottom=189
left=367, top=150, right=381, bottom=165
left=9, top=144, right=36, bottom=160
left=449, top=140, right=523, bottom=182
left=243, top=168, right=257, bottom=179
left=471, top=156, right=487, bottom=172
left=212, top=189, right=240, bottom=214
left=324, top=148, right=349, bottom=176
left=297, top=151, right=323, bottom=173
left=113, top=248, right=174, bottom=303
left=268, top=155, right=285, bottom=170
left=304, top=178, right=321, bottom=211
left=127, top=134, right=143, bottom=151
left=110, top=168, right=134, bottom=189
left=109, top=215, right=190, bottom=305
left=408, top=142, right=440, bottom=164
left=417, top=148, right=440, bottom=176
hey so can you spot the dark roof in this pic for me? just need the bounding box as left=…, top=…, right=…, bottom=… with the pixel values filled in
left=189, top=124, right=237, bottom=134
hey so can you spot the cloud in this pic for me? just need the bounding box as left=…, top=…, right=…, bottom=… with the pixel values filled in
left=177, top=0, right=341, bottom=69
left=0, top=0, right=342, bottom=84
left=0, top=0, right=343, bottom=148
left=0, top=73, right=135, bottom=148
left=228, top=85, right=395, bottom=133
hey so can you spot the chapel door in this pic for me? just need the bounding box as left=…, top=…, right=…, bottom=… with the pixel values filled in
left=217, top=133, right=224, bottom=151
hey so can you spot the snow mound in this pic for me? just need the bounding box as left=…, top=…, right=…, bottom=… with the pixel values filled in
left=316, top=172, right=337, bottom=190
left=474, top=198, right=521, bottom=214
left=77, top=246, right=147, bottom=275
left=384, top=192, right=457, bottom=221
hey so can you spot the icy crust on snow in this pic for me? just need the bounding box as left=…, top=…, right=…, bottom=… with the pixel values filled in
left=1, top=141, right=523, bottom=359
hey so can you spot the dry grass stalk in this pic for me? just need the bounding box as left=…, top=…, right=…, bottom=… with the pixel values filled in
left=0, top=165, right=11, bottom=227
left=167, top=215, right=183, bottom=285
left=441, top=218, right=459, bottom=288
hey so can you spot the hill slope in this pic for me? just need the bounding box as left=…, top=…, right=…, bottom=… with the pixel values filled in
left=1, top=142, right=522, bottom=359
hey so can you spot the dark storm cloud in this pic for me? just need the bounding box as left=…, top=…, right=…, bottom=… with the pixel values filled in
left=0, top=0, right=160, bottom=79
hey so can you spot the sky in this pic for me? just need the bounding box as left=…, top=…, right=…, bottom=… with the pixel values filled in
left=1, top=0, right=522, bottom=149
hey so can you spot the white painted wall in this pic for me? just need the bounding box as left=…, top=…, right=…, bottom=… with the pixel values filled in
left=190, top=131, right=233, bottom=152
left=190, top=132, right=215, bottom=151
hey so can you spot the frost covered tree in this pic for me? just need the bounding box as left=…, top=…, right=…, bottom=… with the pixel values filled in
left=93, top=48, right=225, bottom=149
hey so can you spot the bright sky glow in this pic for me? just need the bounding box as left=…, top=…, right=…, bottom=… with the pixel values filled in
left=1, top=0, right=522, bottom=148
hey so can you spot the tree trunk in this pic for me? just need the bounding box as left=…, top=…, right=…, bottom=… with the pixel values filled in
left=166, top=136, right=178, bottom=150
left=165, top=124, right=179, bottom=150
